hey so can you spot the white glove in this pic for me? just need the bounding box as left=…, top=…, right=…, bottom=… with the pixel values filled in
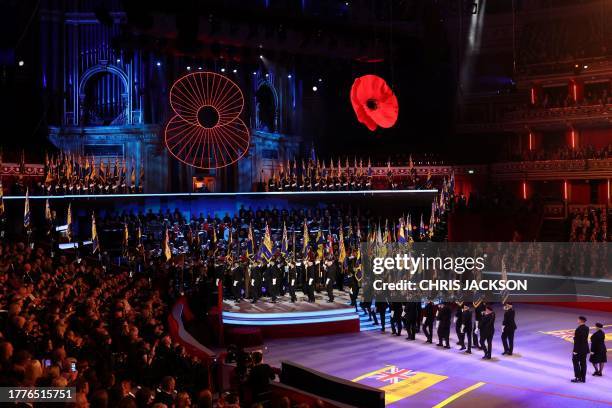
left=291, top=279, right=295, bottom=286
left=215, top=279, right=220, bottom=286
left=326, top=278, right=330, bottom=285
left=461, top=325, right=465, bottom=333
left=422, top=317, right=426, bottom=324
left=272, top=278, right=277, bottom=285
left=402, top=311, right=406, bottom=317
left=233, top=281, right=238, bottom=287
left=309, top=278, right=314, bottom=285
left=251, top=279, right=255, bottom=286
left=296, top=262, right=301, bottom=266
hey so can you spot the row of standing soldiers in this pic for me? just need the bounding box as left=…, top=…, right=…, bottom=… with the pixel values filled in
left=267, top=173, right=372, bottom=192
left=213, top=254, right=361, bottom=305
left=362, top=301, right=517, bottom=359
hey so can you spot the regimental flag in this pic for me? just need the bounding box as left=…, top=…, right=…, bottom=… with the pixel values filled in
left=376, top=223, right=383, bottom=245
left=163, top=226, right=172, bottom=261
left=338, top=225, right=347, bottom=268
left=326, top=229, right=335, bottom=257
left=281, top=222, right=289, bottom=257
left=136, top=222, right=144, bottom=253
left=130, top=160, right=136, bottom=187
left=66, top=203, right=73, bottom=242
left=315, top=228, right=325, bottom=261
left=429, top=201, right=436, bottom=238
left=397, top=218, right=407, bottom=244
left=406, top=214, right=413, bottom=241
left=139, top=161, right=145, bottom=189
left=419, top=213, right=425, bottom=238
left=91, top=214, right=100, bottom=254
left=123, top=222, right=129, bottom=253
left=383, top=220, right=390, bottom=244
left=302, top=219, right=310, bottom=255
left=23, top=188, right=31, bottom=232
left=211, top=222, right=218, bottom=255
left=258, top=224, right=274, bottom=262
left=246, top=222, right=255, bottom=259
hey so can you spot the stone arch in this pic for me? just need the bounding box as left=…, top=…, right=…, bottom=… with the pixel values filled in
left=78, top=64, right=130, bottom=125
left=255, top=80, right=279, bottom=132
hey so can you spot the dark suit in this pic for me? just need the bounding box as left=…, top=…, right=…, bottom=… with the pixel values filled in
left=324, top=262, right=336, bottom=302
left=501, top=308, right=517, bottom=354
left=304, top=263, right=316, bottom=302
left=473, top=303, right=485, bottom=347
left=422, top=302, right=435, bottom=342
left=479, top=312, right=495, bottom=358
left=286, top=263, right=297, bottom=302
left=251, top=264, right=263, bottom=302
left=376, top=301, right=388, bottom=332
left=390, top=303, right=404, bottom=336
left=404, top=302, right=419, bottom=340
left=455, top=305, right=463, bottom=344
left=436, top=305, right=452, bottom=347
left=573, top=324, right=590, bottom=381
left=460, top=309, right=473, bottom=351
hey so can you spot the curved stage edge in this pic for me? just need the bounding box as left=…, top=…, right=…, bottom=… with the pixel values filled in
left=222, top=308, right=360, bottom=339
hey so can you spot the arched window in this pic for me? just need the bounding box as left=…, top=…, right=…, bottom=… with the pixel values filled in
left=255, top=83, right=277, bottom=132
left=82, top=71, right=127, bottom=125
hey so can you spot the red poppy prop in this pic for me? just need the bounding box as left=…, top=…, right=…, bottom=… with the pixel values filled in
left=164, top=72, right=250, bottom=169
left=350, top=75, right=398, bottom=131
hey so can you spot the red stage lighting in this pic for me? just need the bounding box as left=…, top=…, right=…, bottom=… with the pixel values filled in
left=350, top=74, right=398, bottom=131
left=165, top=72, right=250, bottom=170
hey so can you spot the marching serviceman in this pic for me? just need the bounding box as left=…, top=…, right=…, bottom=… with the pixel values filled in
left=230, top=259, right=243, bottom=301
left=473, top=301, right=486, bottom=348
left=323, top=256, right=336, bottom=302
left=270, top=254, right=283, bottom=303
left=347, top=256, right=360, bottom=312
left=436, top=303, right=452, bottom=348
left=391, top=302, right=403, bottom=337
left=459, top=303, right=473, bottom=353
left=250, top=260, right=263, bottom=303
left=286, top=257, right=298, bottom=303
left=455, top=301, right=464, bottom=345
left=479, top=305, right=495, bottom=360
left=501, top=302, right=517, bottom=356
left=376, top=299, right=388, bottom=333
left=304, top=254, right=316, bottom=302
left=422, top=300, right=435, bottom=343
left=404, top=302, right=418, bottom=341
left=572, top=316, right=590, bottom=383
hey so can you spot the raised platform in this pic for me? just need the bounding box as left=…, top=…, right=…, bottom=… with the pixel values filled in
left=3, top=189, right=438, bottom=200
left=222, top=290, right=360, bottom=338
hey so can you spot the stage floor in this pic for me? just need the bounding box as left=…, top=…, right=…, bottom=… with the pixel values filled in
left=223, top=290, right=354, bottom=313
left=262, top=304, right=612, bottom=407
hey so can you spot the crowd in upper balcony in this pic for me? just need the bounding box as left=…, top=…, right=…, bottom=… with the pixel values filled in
left=514, top=144, right=612, bottom=162
left=518, top=13, right=609, bottom=66
left=569, top=207, right=608, bottom=242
